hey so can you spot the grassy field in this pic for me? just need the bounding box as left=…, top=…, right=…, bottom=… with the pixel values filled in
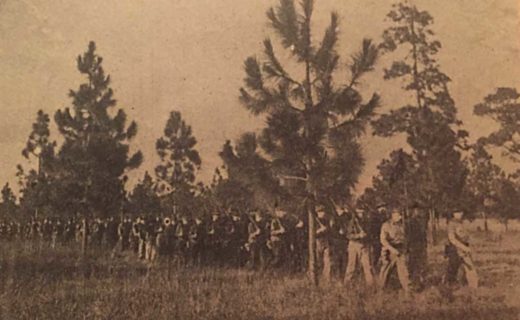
left=0, top=227, right=519, bottom=319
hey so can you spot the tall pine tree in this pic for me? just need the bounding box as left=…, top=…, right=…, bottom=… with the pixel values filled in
left=54, top=41, right=143, bottom=218
left=17, top=110, right=57, bottom=217
left=372, top=2, right=468, bottom=242
left=155, top=111, right=201, bottom=215
left=239, top=0, right=379, bottom=284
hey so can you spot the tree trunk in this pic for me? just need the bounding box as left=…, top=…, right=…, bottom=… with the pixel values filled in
left=81, top=217, right=88, bottom=257
left=307, top=204, right=317, bottom=286
left=483, top=212, right=489, bottom=232
left=427, top=208, right=437, bottom=246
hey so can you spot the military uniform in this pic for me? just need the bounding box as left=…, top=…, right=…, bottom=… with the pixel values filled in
left=269, top=214, right=288, bottom=268
left=316, top=213, right=332, bottom=283
left=379, top=219, right=410, bottom=292
left=444, top=219, right=478, bottom=288
left=247, top=214, right=268, bottom=270
left=344, top=213, right=374, bottom=286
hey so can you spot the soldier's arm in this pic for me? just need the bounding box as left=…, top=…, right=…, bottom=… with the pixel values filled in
left=380, top=224, right=399, bottom=256
left=448, top=224, right=470, bottom=253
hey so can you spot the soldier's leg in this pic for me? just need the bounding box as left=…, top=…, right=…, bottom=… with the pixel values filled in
left=360, top=247, right=374, bottom=286
left=315, top=240, right=324, bottom=277
left=139, top=239, right=146, bottom=260
left=444, top=251, right=461, bottom=285
left=379, top=251, right=396, bottom=290
left=344, top=242, right=360, bottom=285
left=396, top=254, right=411, bottom=292
left=322, top=246, right=332, bottom=284
left=462, top=254, right=478, bottom=288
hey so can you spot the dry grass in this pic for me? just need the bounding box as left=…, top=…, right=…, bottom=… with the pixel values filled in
left=0, top=227, right=519, bottom=319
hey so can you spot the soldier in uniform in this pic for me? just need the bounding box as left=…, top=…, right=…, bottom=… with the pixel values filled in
left=330, top=207, right=348, bottom=278
left=64, top=218, right=76, bottom=243
left=344, top=208, right=374, bottom=286
left=444, top=210, right=478, bottom=288
left=246, top=210, right=268, bottom=270
left=315, top=205, right=332, bottom=283
left=104, top=217, right=119, bottom=249
left=379, top=209, right=410, bottom=293
left=118, top=216, right=132, bottom=251
left=292, top=216, right=307, bottom=273
left=205, top=212, right=222, bottom=266
left=51, top=217, right=64, bottom=249
left=175, top=215, right=190, bottom=265
left=269, top=208, right=289, bottom=268
left=188, top=216, right=205, bottom=266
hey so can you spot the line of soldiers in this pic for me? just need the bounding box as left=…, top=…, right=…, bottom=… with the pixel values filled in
left=0, top=204, right=478, bottom=291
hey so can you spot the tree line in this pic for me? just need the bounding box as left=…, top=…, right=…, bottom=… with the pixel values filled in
left=0, top=0, right=519, bottom=278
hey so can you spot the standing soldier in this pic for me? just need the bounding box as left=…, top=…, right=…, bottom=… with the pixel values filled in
left=118, top=216, right=132, bottom=251
left=64, top=218, right=76, bottom=243
left=330, top=207, right=348, bottom=278
left=379, top=209, right=410, bottom=293
left=370, top=205, right=387, bottom=272
left=315, top=205, right=332, bottom=284
left=175, top=215, right=190, bottom=265
left=104, top=217, right=119, bottom=249
left=269, top=208, right=289, bottom=268
left=188, top=216, right=205, bottom=266
left=246, top=210, right=268, bottom=270
left=444, top=210, right=478, bottom=289
left=344, top=208, right=374, bottom=287
left=51, top=218, right=64, bottom=249
left=133, top=216, right=147, bottom=259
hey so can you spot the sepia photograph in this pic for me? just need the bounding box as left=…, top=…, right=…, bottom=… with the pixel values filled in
left=0, top=0, right=519, bottom=319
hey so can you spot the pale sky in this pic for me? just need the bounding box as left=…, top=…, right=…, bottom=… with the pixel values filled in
left=1, top=0, right=519, bottom=195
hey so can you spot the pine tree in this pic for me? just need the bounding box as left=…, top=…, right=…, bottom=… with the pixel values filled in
left=465, top=143, right=504, bottom=231
left=0, top=183, right=18, bottom=219
left=17, top=110, right=57, bottom=218
left=155, top=111, right=201, bottom=215
left=239, top=0, right=379, bottom=284
left=219, top=134, right=282, bottom=210
left=372, top=2, right=468, bottom=243
left=54, top=41, right=143, bottom=218
left=474, top=87, right=520, bottom=164
left=127, top=172, right=161, bottom=216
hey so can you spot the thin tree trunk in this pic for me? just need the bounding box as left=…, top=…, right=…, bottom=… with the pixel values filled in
left=307, top=202, right=317, bottom=285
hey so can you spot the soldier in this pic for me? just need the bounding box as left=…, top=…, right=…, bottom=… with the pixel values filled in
left=221, top=212, right=239, bottom=267
left=133, top=216, right=147, bottom=259
left=144, top=217, right=161, bottom=262
left=315, top=204, right=332, bottom=284
left=188, top=216, right=205, bottom=266
left=330, top=207, right=348, bottom=278
left=292, top=216, right=307, bottom=273
left=205, top=212, right=222, bottom=265
left=64, top=218, right=76, bottom=243
left=246, top=210, right=269, bottom=270
left=117, top=216, right=132, bottom=251
left=444, top=210, right=478, bottom=289
left=91, top=218, right=105, bottom=247
left=370, top=205, right=387, bottom=272
left=51, top=217, right=64, bottom=249
left=156, top=217, right=172, bottom=257
left=42, top=218, right=53, bottom=243
left=344, top=208, right=374, bottom=286
left=269, top=208, right=289, bottom=268
left=379, top=209, right=410, bottom=293
left=175, top=215, right=190, bottom=265
left=104, top=217, right=119, bottom=249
